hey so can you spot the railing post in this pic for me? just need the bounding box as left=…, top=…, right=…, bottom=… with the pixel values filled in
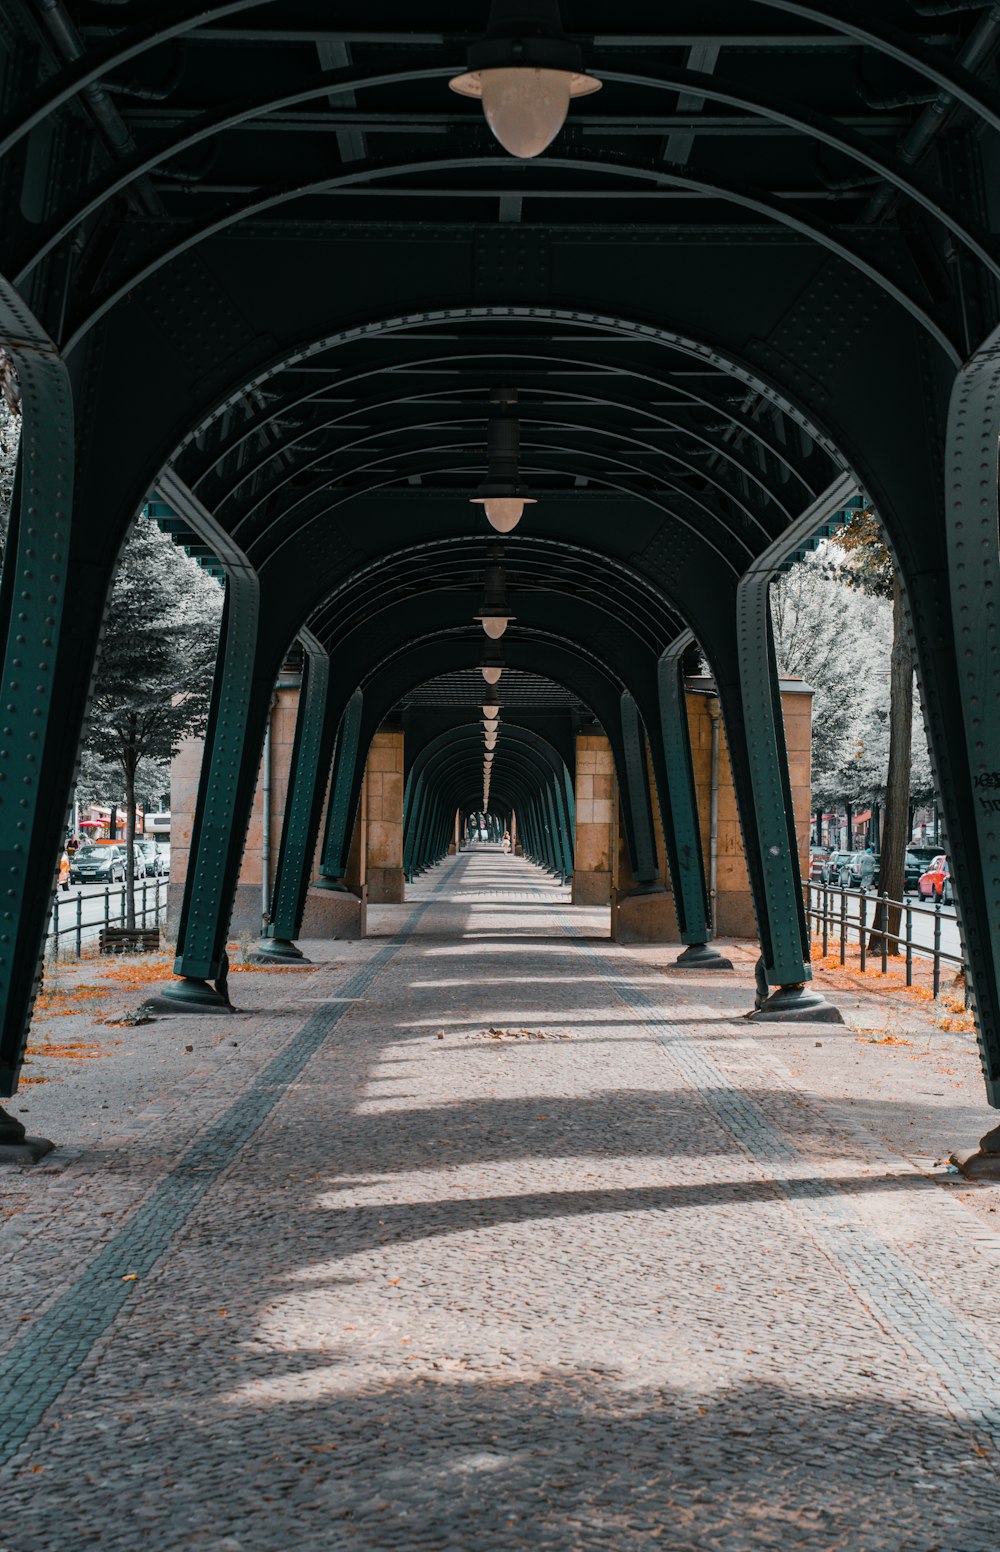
left=879, top=889, right=888, bottom=974
left=103, top=887, right=109, bottom=931
left=52, top=893, right=59, bottom=960
left=905, top=901, right=913, bottom=987
left=933, top=894, right=943, bottom=999
left=839, top=887, right=847, bottom=966
left=859, top=886, right=867, bottom=972
left=75, top=891, right=82, bottom=959
left=821, top=882, right=829, bottom=957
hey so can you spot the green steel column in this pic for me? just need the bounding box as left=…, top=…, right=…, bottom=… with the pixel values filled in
left=733, top=473, right=855, bottom=1023
left=253, top=633, right=334, bottom=963
left=657, top=637, right=732, bottom=969
left=316, top=689, right=363, bottom=888
left=945, top=354, right=1000, bottom=1106
left=149, top=570, right=268, bottom=1012
left=619, top=693, right=661, bottom=889
left=403, top=772, right=426, bottom=878
left=0, top=336, right=77, bottom=1127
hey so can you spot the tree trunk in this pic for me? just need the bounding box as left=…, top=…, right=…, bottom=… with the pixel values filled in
left=124, top=747, right=137, bottom=930
left=869, top=573, right=914, bottom=955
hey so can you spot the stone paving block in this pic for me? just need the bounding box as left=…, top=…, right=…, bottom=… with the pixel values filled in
left=2, top=850, right=1000, bottom=1550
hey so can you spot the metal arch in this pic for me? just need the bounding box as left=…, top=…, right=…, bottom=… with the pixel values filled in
left=211, top=406, right=794, bottom=536
left=237, top=432, right=769, bottom=555
left=61, top=153, right=962, bottom=362
left=318, top=689, right=364, bottom=882
left=298, top=536, right=686, bottom=653
left=184, top=351, right=823, bottom=500
left=14, top=60, right=1000, bottom=296
left=0, top=2, right=277, bottom=160
left=656, top=632, right=713, bottom=945
left=750, top=1, right=1000, bottom=134
left=247, top=456, right=752, bottom=577
left=7, top=6, right=1000, bottom=169
left=161, top=303, right=850, bottom=475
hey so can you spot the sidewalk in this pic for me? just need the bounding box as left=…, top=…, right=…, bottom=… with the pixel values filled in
left=3, top=850, right=1000, bottom=1550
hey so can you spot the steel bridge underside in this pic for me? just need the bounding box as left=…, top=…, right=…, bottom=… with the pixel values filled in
left=2, top=4, right=1000, bottom=1102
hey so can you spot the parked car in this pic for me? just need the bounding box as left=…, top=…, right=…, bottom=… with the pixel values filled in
left=821, top=850, right=853, bottom=885
left=69, top=844, right=128, bottom=884
left=918, top=854, right=952, bottom=904
left=156, top=842, right=171, bottom=875
left=903, top=849, right=934, bottom=895
left=135, top=840, right=165, bottom=877
left=809, top=847, right=830, bottom=880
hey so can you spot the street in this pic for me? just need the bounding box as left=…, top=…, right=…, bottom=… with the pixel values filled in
left=48, top=877, right=168, bottom=955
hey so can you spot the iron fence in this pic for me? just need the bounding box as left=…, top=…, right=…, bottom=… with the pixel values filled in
left=804, top=880, right=966, bottom=1001
left=47, top=878, right=169, bottom=958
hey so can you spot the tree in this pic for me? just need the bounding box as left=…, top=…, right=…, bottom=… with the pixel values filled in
left=82, top=517, right=222, bottom=925
left=836, top=511, right=913, bottom=953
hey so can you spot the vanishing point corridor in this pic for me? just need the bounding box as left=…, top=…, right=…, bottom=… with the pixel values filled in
left=3, top=849, right=1000, bottom=1550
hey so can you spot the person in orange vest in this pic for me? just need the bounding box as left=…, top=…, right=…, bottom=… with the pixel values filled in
left=57, top=850, right=70, bottom=892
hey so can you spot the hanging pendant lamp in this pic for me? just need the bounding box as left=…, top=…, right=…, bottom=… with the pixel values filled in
left=470, top=387, right=536, bottom=533
left=450, top=0, right=601, bottom=159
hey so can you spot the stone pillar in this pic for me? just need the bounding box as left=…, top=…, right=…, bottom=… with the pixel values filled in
left=612, top=741, right=681, bottom=943
left=572, top=731, right=615, bottom=904
left=365, top=728, right=405, bottom=903
left=685, top=676, right=813, bottom=938
left=167, top=680, right=300, bottom=941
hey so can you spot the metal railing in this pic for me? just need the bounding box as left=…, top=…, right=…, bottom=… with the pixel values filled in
left=804, top=880, right=965, bottom=1000
left=47, top=878, right=169, bottom=959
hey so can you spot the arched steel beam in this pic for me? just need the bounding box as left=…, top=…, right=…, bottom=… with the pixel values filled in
left=183, top=351, right=824, bottom=498
left=61, top=153, right=962, bottom=361
left=15, top=61, right=1000, bottom=296
left=212, top=404, right=795, bottom=534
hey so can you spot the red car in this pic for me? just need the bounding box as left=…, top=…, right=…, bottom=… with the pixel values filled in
left=918, top=854, right=952, bottom=905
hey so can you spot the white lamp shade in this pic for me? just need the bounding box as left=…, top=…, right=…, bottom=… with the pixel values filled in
left=482, top=704, right=500, bottom=718
left=482, top=666, right=503, bottom=685
left=482, top=615, right=510, bottom=640
left=485, top=734, right=498, bottom=750
left=479, top=67, right=572, bottom=158
left=471, top=494, right=537, bottom=533
left=483, top=718, right=499, bottom=732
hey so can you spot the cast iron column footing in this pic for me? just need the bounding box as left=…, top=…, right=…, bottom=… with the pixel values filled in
left=748, top=984, right=844, bottom=1024
left=676, top=942, right=734, bottom=971
left=141, top=976, right=234, bottom=1016
left=952, top=1122, right=1000, bottom=1180
left=247, top=937, right=311, bottom=966
left=312, top=876, right=350, bottom=892
left=0, top=1106, right=54, bottom=1165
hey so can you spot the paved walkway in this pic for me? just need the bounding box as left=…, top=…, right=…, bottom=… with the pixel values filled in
left=3, top=849, right=1000, bottom=1550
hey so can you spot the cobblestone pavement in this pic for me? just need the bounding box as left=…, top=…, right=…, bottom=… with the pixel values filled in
left=3, top=849, right=1000, bottom=1550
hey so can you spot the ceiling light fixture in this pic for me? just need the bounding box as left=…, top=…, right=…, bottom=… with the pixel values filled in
left=470, top=386, right=536, bottom=534
left=475, top=561, right=516, bottom=639
left=450, top=0, right=601, bottom=159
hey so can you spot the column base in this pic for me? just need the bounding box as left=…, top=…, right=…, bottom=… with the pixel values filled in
left=952, top=1123, right=1000, bottom=1180
left=0, top=1107, right=54, bottom=1165
left=312, top=876, right=350, bottom=892
left=748, top=984, right=844, bottom=1024
left=675, top=943, right=733, bottom=971
left=246, top=937, right=311, bottom=966
left=140, top=977, right=234, bottom=1016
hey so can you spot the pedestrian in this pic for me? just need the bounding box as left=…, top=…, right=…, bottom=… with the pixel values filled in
left=502, top=829, right=511, bottom=854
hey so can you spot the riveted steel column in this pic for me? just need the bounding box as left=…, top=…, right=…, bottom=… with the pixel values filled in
left=150, top=569, right=267, bottom=1009
left=619, top=693, right=661, bottom=888
left=403, top=771, right=425, bottom=878
left=732, top=474, right=855, bottom=1023
left=253, top=633, right=334, bottom=962
left=945, top=352, right=1000, bottom=1104
left=656, top=636, right=728, bottom=967
left=0, top=332, right=77, bottom=1114
left=735, top=574, right=811, bottom=984
left=316, top=689, right=363, bottom=888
